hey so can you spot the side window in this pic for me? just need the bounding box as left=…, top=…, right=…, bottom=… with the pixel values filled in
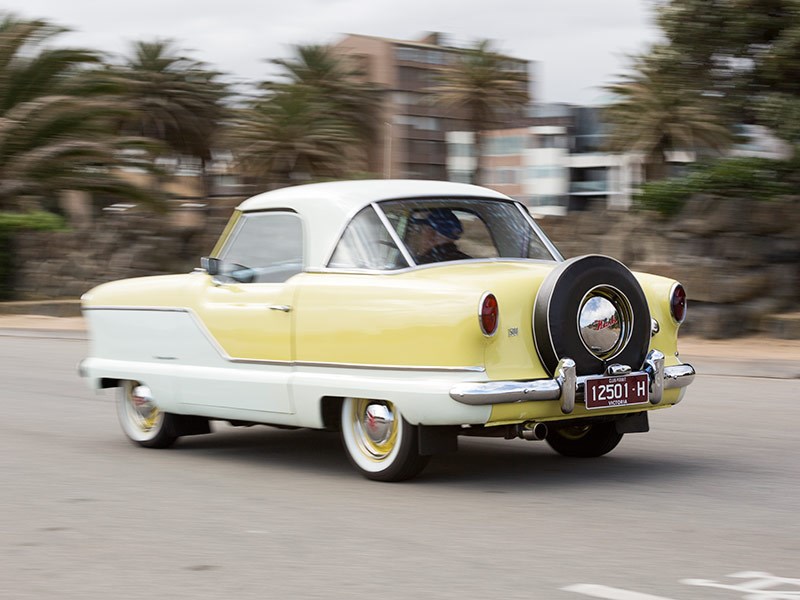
left=328, top=206, right=408, bottom=270
left=220, top=212, right=303, bottom=283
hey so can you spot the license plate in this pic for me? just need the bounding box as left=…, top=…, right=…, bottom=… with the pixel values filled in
left=584, top=373, right=650, bottom=410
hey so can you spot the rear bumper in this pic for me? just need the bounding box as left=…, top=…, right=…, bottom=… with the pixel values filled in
left=449, top=350, right=695, bottom=414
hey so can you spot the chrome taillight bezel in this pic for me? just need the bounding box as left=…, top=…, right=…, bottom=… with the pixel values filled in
left=479, top=292, right=499, bottom=337
left=670, top=282, right=687, bottom=325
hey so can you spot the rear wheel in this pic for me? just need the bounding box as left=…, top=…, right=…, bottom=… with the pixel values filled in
left=117, top=381, right=178, bottom=449
left=340, top=398, right=429, bottom=481
left=546, top=422, right=623, bottom=457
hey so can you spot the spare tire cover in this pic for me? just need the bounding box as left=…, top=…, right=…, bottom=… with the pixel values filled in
left=533, top=255, right=650, bottom=376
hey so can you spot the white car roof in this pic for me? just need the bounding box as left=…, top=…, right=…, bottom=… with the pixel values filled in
left=236, top=180, right=513, bottom=269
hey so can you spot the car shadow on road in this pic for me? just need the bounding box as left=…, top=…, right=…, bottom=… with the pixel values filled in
left=172, top=425, right=713, bottom=489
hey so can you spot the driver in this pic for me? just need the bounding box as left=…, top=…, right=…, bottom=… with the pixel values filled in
left=406, top=208, right=471, bottom=264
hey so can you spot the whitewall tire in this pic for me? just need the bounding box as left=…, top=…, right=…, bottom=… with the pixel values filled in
left=117, top=380, right=178, bottom=449
left=340, top=398, right=429, bottom=481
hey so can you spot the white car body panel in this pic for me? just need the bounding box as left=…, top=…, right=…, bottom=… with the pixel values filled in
left=83, top=307, right=492, bottom=427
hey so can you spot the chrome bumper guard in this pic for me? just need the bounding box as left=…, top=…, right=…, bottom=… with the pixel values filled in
left=449, top=350, right=696, bottom=414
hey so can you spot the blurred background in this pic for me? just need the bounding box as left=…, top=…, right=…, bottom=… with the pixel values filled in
left=0, top=0, right=797, bottom=338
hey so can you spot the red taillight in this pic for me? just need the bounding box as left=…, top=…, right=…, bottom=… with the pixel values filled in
left=480, top=293, right=499, bottom=336
left=671, top=283, right=687, bottom=324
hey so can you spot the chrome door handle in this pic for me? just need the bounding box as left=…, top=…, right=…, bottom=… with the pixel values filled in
left=268, top=305, right=292, bottom=312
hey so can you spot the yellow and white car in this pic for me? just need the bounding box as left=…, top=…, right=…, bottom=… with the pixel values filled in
left=80, top=180, right=695, bottom=481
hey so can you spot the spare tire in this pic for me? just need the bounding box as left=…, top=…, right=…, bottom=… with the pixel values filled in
left=533, top=255, right=650, bottom=376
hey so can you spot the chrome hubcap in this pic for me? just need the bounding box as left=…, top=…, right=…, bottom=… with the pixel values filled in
left=125, top=383, right=161, bottom=433
left=131, top=385, right=155, bottom=418
left=362, top=403, right=394, bottom=445
left=352, top=400, right=398, bottom=460
left=578, top=286, right=632, bottom=359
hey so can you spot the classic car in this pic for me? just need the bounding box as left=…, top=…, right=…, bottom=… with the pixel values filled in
left=80, top=180, right=695, bottom=481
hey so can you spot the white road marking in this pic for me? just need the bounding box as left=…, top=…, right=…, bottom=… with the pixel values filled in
left=682, top=572, right=800, bottom=597
left=561, top=584, right=678, bottom=600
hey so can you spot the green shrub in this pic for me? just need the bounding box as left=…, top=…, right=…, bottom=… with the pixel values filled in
left=636, top=157, right=797, bottom=216
left=637, top=178, right=693, bottom=216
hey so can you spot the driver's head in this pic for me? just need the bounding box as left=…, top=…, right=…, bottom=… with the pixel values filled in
left=409, top=208, right=463, bottom=241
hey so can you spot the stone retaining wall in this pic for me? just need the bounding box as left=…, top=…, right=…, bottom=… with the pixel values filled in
left=537, top=195, right=800, bottom=338
left=9, top=194, right=800, bottom=338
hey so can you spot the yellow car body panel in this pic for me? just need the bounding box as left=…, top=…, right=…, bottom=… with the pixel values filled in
left=293, top=262, right=557, bottom=370
left=82, top=262, right=685, bottom=378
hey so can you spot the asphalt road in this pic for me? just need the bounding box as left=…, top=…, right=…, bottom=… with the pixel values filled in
left=1, top=332, right=799, bottom=600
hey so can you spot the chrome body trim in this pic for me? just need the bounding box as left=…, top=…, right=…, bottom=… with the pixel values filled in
left=514, top=201, right=564, bottom=262
left=311, top=256, right=559, bottom=276
left=644, top=349, right=665, bottom=405
left=372, top=201, right=416, bottom=267
left=449, top=351, right=695, bottom=407
left=556, top=357, right=576, bottom=414
left=651, top=318, right=660, bottom=337
left=268, top=304, right=292, bottom=312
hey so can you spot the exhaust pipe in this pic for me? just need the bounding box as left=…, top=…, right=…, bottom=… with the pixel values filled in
left=518, top=422, right=548, bottom=441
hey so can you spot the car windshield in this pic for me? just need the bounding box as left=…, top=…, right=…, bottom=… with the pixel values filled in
left=379, top=198, right=559, bottom=266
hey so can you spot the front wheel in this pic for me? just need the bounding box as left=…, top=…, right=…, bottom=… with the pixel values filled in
left=546, top=421, right=623, bottom=457
left=340, top=398, right=429, bottom=481
left=117, top=381, right=178, bottom=449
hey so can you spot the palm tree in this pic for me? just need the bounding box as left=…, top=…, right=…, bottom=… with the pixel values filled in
left=265, top=44, right=382, bottom=171
left=0, top=15, right=161, bottom=211
left=604, top=49, right=733, bottom=181
left=269, top=45, right=382, bottom=145
left=98, top=40, right=231, bottom=199
left=427, top=40, right=529, bottom=185
left=227, top=87, right=359, bottom=187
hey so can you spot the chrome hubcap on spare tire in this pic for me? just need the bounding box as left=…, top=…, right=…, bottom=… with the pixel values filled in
left=578, top=285, right=633, bottom=360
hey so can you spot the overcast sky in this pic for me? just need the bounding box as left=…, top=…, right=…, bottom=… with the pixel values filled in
left=5, top=0, right=661, bottom=104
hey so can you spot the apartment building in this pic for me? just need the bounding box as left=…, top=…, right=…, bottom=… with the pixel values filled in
left=448, top=104, right=648, bottom=215
left=448, top=104, right=790, bottom=215
left=333, top=33, right=532, bottom=180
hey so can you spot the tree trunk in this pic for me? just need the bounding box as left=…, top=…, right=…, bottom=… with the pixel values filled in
left=472, top=129, right=484, bottom=186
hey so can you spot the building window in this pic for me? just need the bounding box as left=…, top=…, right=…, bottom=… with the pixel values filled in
left=485, top=136, right=526, bottom=156
left=447, top=142, right=474, bottom=157
left=395, top=46, right=454, bottom=66
left=488, top=167, right=520, bottom=185
left=539, top=135, right=566, bottom=149
left=448, top=170, right=472, bottom=184
left=393, top=115, right=441, bottom=131
left=528, top=195, right=568, bottom=208
left=527, top=166, right=566, bottom=179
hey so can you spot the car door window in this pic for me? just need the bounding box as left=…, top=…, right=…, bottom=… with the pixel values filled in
left=220, top=212, right=303, bottom=283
